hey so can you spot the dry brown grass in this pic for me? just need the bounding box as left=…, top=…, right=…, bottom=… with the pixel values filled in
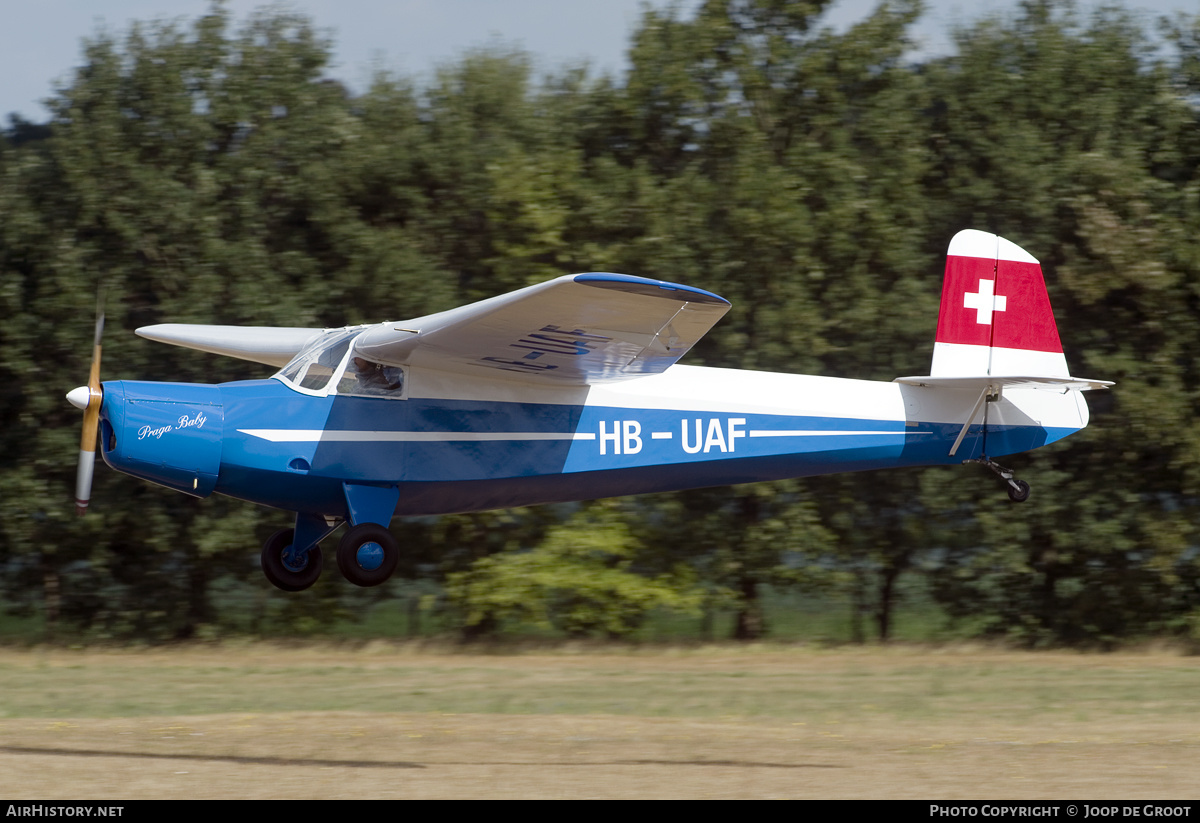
left=0, top=643, right=1197, bottom=798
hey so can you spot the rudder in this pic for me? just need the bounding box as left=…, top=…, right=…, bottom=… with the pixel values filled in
left=931, top=229, right=1068, bottom=378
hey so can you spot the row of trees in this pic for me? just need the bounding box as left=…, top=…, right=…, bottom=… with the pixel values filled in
left=2, top=0, right=1198, bottom=644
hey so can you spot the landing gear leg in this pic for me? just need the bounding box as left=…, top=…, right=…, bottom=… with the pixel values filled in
left=964, top=456, right=1030, bottom=503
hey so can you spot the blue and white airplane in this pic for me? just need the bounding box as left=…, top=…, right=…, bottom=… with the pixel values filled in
left=68, top=230, right=1111, bottom=591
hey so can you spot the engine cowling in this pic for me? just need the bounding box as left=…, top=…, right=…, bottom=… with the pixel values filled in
left=99, top=381, right=224, bottom=497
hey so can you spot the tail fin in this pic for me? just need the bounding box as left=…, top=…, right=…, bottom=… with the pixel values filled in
left=896, top=230, right=1111, bottom=461
left=930, top=229, right=1068, bottom=378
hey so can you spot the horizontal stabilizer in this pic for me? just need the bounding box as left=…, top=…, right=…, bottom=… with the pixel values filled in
left=894, top=375, right=1113, bottom=392
left=136, top=324, right=324, bottom=367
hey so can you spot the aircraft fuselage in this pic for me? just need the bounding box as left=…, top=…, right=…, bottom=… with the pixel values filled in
left=98, top=363, right=1088, bottom=518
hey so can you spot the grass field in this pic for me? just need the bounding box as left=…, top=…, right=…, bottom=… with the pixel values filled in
left=1, top=642, right=1198, bottom=799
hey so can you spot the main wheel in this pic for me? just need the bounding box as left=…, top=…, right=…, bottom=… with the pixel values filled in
left=336, top=523, right=399, bottom=587
left=261, top=528, right=323, bottom=592
left=1007, top=479, right=1031, bottom=503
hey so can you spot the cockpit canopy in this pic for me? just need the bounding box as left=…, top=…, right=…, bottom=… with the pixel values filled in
left=275, top=327, right=405, bottom=398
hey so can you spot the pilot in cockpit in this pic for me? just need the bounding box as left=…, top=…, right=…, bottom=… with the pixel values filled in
left=350, top=356, right=404, bottom=395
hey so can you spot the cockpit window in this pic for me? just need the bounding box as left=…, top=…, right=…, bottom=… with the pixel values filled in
left=280, top=357, right=305, bottom=385
left=299, top=335, right=354, bottom=390
left=336, top=357, right=405, bottom=398
left=275, top=328, right=407, bottom=398
left=276, top=328, right=363, bottom=393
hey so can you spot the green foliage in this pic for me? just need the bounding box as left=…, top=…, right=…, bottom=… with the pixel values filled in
left=3, top=0, right=1200, bottom=644
left=446, top=505, right=702, bottom=638
left=915, top=1, right=1200, bottom=644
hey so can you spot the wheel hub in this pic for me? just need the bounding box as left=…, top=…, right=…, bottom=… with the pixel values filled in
left=281, top=544, right=309, bottom=573
left=355, top=541, right=384, bottom=571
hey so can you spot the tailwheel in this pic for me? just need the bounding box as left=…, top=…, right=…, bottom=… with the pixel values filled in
left=261, top=528, right=323, bottom=592
left=1007, top=479, right=1031, bottom=503
left=964, top=456, right=1031, bottom=504
left=337, top=523, right=399, bottom=587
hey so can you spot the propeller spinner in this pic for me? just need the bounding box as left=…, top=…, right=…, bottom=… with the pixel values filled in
left=67, top=305, right=104, bottom=516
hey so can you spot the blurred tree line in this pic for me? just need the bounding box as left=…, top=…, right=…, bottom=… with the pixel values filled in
left=2, top=0, right=1198, bottom=645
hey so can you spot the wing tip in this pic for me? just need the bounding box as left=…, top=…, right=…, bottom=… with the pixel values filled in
left=134, top=324, right=324, bottom=367
left=572, top=273, right=730, bottom=306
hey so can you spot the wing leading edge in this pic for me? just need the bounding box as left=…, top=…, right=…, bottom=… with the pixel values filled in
left=353, top=273, right=731, bottom=385
left=135, top=324, right=324, bottom=367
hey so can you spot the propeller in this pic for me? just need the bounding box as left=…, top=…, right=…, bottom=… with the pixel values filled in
left=66, top=300, right=104, bottom=516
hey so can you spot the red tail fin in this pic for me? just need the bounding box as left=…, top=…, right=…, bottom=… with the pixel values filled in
left=931, top=230, right=1068, bottom=378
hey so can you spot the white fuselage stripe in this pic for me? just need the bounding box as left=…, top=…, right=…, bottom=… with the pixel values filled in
left=748, top=430, right=923, bottom=437
left=239, top=430, right=598, bottom=443
left=239, top=428, right=927, bottom=443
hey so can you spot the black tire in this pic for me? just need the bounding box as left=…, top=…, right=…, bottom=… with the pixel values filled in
left=336, top=523, right=399, bottom=587
left=1007, top=479, right=1031, bottom=503
left=261, top=528, right=323, bottom=592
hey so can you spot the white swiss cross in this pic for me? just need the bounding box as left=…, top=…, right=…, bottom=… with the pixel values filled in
left=963, top=278, right=1007, bottom=325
